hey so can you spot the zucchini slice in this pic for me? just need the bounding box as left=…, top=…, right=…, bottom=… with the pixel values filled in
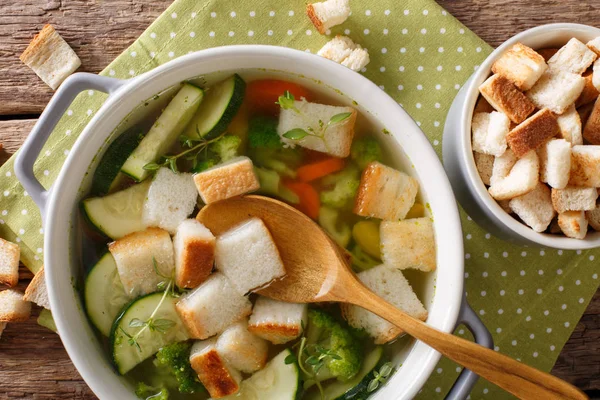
left=110, top=292, right=189, bottom=375
left=82, top=180, right=150, bottom=240
left=121, top=83, right=204, bottom=181
left=184, top=74, right=246, bottom=140
left=84, top=253, right=129, bottom=337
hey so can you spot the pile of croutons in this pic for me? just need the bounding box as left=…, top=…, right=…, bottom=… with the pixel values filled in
left=472, top=38, right=600, bottom=239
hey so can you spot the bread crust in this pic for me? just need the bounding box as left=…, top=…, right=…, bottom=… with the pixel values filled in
left=583, top=97, right=600, bottom=144
left=194, top=157, right=260, bottom=204
left=575, top=70, right=599, bottom=108
left=569, top=146, right=600, bottom=187
left=190, top=350, right=240, bottom=398
left=0, top=238, right=19, bottom=287
left=491, top=43, right=547, bottom=90
left=558, top=211, right=588, bottom=239
left=247, top=323, right=301, bottom=345
left=507, top=109, right=559, bottom=157
left=176, top=238, right=214, bottom=289
left=306, top=4, right=326, bottom=34
left=479, top=75, right=536, bottom=124
left=23, top=267, right=49, bottom=309
left=19, top=24, right=55, bottom=63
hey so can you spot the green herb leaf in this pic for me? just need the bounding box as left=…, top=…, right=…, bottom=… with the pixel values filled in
left=283, top=128, right=309, bottom=140
left=284, top=353, right=297, bottom=365
left=276, top=90, right=296, bottom=110
left=367, top=379, right=379, bottom=392
left=152, top=319, right=176, bottom=334
left=329, top=112, right=352, bottom=125
left=379, top=362, right=393, bottom=378
left=129, top=318, right=146, bottom=328
left=169, top=158, right=178, bottom=173
left=157, top=281, right=166, bottom=291
left=143, top=162, right=161, bottom=171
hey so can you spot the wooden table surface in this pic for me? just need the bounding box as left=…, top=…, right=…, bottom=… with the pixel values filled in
left=0, top=0, right=598, bottom=398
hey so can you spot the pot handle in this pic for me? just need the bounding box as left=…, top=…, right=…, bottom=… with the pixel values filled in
left=14, top=73, right=124, bottom=218
left=445, top=294, right=494, bottom=400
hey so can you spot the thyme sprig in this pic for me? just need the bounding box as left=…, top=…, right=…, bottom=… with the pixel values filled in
left=367, top=362, right=393, bottom=392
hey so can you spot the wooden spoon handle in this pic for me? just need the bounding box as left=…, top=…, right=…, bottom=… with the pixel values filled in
left=354, top=289, right=588, bottom=400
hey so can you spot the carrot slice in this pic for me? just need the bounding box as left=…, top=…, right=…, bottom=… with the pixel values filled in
left=246, top=79, right=311, bottom=116
left=297, top=157, right=346, bottom=182
left=283, top=181, right=320, bottom=220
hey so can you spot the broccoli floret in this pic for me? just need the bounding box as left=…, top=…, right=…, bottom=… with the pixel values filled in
left=318, top=206, right=351, bottom=247
left=349, top=244, right=379, bottom=272
left=248, top=116, right=282, bottom=149
left=135, top=382, right=169, bottom=400
left=350, top=137, right=383, bottom=169
left=320, top=166, right=360, bottom=209
left=209, top=134, right=242, bottom=162
left=192, top=157, right=218, bottom=173
left=154, top=342, right=204, bottom=395
left=254, top=167, right=300, bottom=204
left=305, top=309, right=362, bottom=382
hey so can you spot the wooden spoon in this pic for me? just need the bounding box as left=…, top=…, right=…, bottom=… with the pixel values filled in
left=198, top=195, right=587, bottom=400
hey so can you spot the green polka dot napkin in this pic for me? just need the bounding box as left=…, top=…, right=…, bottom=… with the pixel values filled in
left=0, top=0, right=598, bottom=398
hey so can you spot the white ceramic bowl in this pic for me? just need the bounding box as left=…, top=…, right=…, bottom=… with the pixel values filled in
left=443, top=23, right=600, bottom=249
left=16, top=46, right=464, bottom=399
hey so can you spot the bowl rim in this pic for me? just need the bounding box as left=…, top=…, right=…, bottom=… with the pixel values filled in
left=459, top=23, right=600, bottom=249
left=43, top=45, right=465, bottom=400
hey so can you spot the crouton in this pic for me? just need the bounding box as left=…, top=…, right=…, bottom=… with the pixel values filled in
left=579, top=102, right=596, bottom=126
left=474, top=96, right=495, bottom=114
left=537, top=48, right=559, bottom=62
left=491, top=43, right=548, bottom=90
left=587, top=37, right=600, bottom=56
left=0, top=322, right=6, bottom=338
left=583, top=97, right=600, bottom=144
left=142, top=168, right=197, bottom=234
left=509, top=183, right=555, bottom=232
left=108, top=227, right=174, bottom=298
left=558, top=211, right=588, bottom=239
left=248, top=297, right=307, bottom=344
left=527, top=70, right=585, bottom=115
left=593, top=60, right=600, bottom=92
left=507, top=109, right=560, bottom=157
left=190, top=338, right=242, bottom=398
left=569, top=145, right=600, bottom=187
left=19, top=24, right=81, bottom=90
left=575, top=70, right=599, bottom=107
left=474, top=152, right=494, bottom=186
left=173, top=220, right=215, bottom=289
left=317, top=35, right=370, bottom=72
left=472, top=111, right=510, bottom=156
left=539, top=139, right=571, bottom=189
left=194, top=157, right=260, bottom=205
left=548, top=38, right=597, bottom=74
left=497, top=199, right=513, bottom=214
left=586, top=206, right=600, bottom=231
left=278, top=99, right=357, bottom=157
left=479, top=75, right=536, bottom=124
left=216, top=320, right=269, bottom=373
left=0, top=290, right=31, bottom=322
left=556, top=105, right=583, bottom=145
left=489, top=149, right=518, bottom=187
left=215, top=218, right=285, bottom=295
left=341, top=265, right=427, bottom=344
left=488, top=150, right=539, bottom=200
left=549, top=217, right=562, bottom=234
left=23, top=267, right=50, bottom=310
left=354, top=161, right=418, bottom=221
left=380, top=218, right=436, bottom=272
left=551, top=186, right=598, bottom=213
left=0, top=238, right=19, bottom=287
left=176, top=273, right=252, bottom=339
left=307, top=0, right=350, bottom=34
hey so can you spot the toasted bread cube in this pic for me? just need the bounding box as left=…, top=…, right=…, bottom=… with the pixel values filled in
left=248, top=297, right=307, bottom=344
left=176, top=273, right=252, bottom=339
left=174, top=220, right=215, bottom=289
left=472, top=112, right=510, bottom=156
left=215, top=218, right=285, bottom=295
left=380, top=218, right=436, bottom=272
left=216, top=320, right=269, bottom=373
left=491, top=43, right=548, bottom=90
left=569, top=145, right=600, bottom=187
left=0, top=238, right=19, bottom=287
left=507, top=109, right=560, bottom=157
left=497, top=199, right=513, bottom=214
left=551, top=186, right=598, bottom=213
left=538, top=48, right=559, bottom=62
left=509, top=183, right=555, bottom=232
left=0, top=322, right=6, bottom=338
left=587, top=37, right=600, bottom=56
left=474, top=152, right=494, bottom=186
left=479, top=75, right=536, bottom=124
left=489, top=151, right=539, bottom=200
left=23, top=267, right=50, bottom=310
left=317, top=35, right=370, bottom=72
left=108, top=228, right=174, bottom=298
left=539, top=139, right=571, bottom=189
left=489, top=149, right=518, bottom=186
left=583, top=97, right=600, bottom=144
left=586, top=206, right=600, bottom=231
left=194, top=157, right=260, bottom=204
left=592, top=59, right=600, bottom=91
left=278, top=100, right=357, bottom=157
left=575, top=70, right=599, bottom=107
left=578, top=102, right=596, bottom=126
left=556, top=105, right=583, bottom=145
left=19, top=25, right=81, bottom=90
left=354, top=162, right=418, bottom=221
left=558, top=211, right=588, bottom=239
left=548, top=38, right=597, bottom=74
left=526, top=70, right=586, bottom=115
left=0, top=290, right=31, bottom=322
left=307, top=0, right=350, bottom=34
left=143, top=168, right=198, bottom=234
left=341, top=265, right=427, bottom=344
left=474, top=95, right=495, bottom=113
left=190, top=338, right=242, bottom=398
